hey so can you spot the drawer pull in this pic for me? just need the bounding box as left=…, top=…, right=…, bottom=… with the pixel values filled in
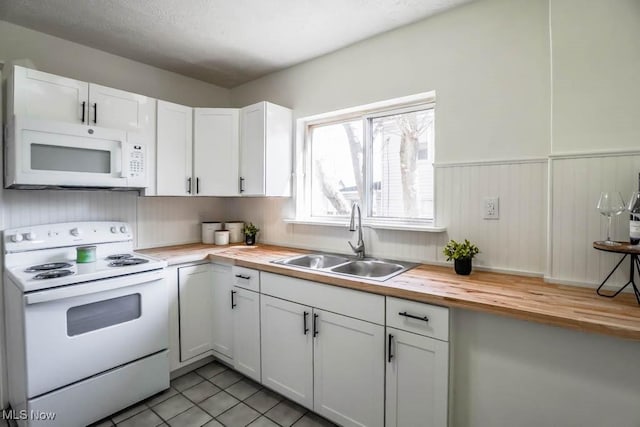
left=398, top=311, right=429, bottom=323
left=388, top=334, right=394, bottom=363
left=235, top=274, right=251, bottom=280
left=231, top=290, right=237, bottom=308
left=313, top=313, right=319, bottom=337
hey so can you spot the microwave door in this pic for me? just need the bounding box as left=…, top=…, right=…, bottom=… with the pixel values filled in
left=17, top=124, right=130, bottom=187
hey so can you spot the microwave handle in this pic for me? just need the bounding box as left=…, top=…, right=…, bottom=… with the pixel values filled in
left=24, top=270, right=164, bottom=305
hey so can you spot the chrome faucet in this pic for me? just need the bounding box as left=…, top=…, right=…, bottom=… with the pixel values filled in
left=348, top=202, right=365, bottom=259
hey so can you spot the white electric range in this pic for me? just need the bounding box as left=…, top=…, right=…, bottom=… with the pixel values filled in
left=3, top=221, right=169, bottom=427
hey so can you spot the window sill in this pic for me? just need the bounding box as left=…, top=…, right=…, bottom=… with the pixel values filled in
left=283, top=218, right=446, bottom=233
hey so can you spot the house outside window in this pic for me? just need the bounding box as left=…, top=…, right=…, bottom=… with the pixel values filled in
left=298, top=92, right=436, bottom=228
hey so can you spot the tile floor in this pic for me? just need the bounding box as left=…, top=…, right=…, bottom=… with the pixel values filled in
left=93, top=361, right=337, bottom=427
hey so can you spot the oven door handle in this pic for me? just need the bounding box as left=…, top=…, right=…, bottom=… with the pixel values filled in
left=24, top=269, right=165, bottom=305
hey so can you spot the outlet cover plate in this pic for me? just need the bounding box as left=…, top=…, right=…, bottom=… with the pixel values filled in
left=483, top=197, right=499, bottom=219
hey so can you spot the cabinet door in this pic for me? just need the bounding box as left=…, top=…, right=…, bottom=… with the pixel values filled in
left=239, top=102, right=266, bottom=195
left=193, top=108, right=239, bottom=196
left=88, top=83, right=154, bottom=133
left=386, top=328, right=448, bottom=427
left=313, top=310, right=384, bottom=427
left=211, top=264, right=234, bottom=363
left=232, top=287, right=261, bottom=382
left=178, top=264, right=213, bottom=361
left=156, top=100, right=193, bottom=196
left=261, top=295, right=313, bottom=408
left=11, top=65, right=89, bottom=124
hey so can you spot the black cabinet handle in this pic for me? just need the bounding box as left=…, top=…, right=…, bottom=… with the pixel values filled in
left=398, top=311, right=429, bottom=323
left=231, top=290, right=237, bottom=308
left=187, top=177, right=192, bottom=194
left=303, top=311, right=309, bottom=335
left=81, top=101, right=86, bottom=123
left=235, top=274, right=251, bottom=280
left=239, top=177, right=245, bottom=193
left=388, top=334, right=394, bottom=363
left=196, top=177, right=200, bottom=194
left=92, top=103, right=97, bottom=124
left=313, top=313, right=319, bottom=337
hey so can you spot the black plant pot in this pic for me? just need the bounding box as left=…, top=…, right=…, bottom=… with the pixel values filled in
left=245, top=234, right=256, bottom=246
left=454, top=258, right=472, bottom=275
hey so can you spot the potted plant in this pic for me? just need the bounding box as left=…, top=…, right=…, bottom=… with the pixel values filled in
left=442, top=239, right=480, bottom=275
left=243, top=222, right=260, bottom=246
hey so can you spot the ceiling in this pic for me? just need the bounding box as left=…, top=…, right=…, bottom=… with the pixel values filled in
left=0, top=0, right=472, bottom=88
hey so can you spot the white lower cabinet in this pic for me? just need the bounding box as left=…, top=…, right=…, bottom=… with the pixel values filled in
left=178, top=264, right=213, bottom=362
left=232, top=286, right=261, bottom=382
left=313, top=309, right=384, bottom=427
left=211, top=264, right=234, bottom=364
left=260, top=272, right=385, bottom=427
left=386, top=297, right=450, bottom=427
left=260, top=295, right=313, bottom=408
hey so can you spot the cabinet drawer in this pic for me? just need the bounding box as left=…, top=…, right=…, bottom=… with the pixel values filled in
left=232, top=266, right=259, bottom=291
left=386, top=297, right=449, bottom=342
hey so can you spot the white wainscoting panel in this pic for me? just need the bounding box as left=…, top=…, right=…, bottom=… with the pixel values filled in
left=228, top=161, right=547, bottom=274
left=136, top=196, right=227, bottom=249
left=550, top=154, right=640, bottom=287
left=435, top=161, right=547, bottom=274
left=1, top=189, right=137, bottom=234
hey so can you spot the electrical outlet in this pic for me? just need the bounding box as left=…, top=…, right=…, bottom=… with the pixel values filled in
left=483, top=197, right=499, bottom=219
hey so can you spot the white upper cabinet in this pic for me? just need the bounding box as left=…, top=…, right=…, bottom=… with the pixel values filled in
left=193, top=108, right=240, bottom=196
left=11, top=66, right=88, bottom=124
left=156, top=101, right=193, bottom=196
left=239, top=101, right=292, bottom=197
left=10, top=65, right=154, bottom=134
left=89, top=83, right=154, bottom=133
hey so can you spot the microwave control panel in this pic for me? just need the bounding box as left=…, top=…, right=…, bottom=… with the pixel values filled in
left=128, top=145, right=145, bottom=178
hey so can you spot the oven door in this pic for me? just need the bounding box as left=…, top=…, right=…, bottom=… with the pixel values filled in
left=23, top=269, right=167, bottom=398
left=8, top=116, right=143, bottom=188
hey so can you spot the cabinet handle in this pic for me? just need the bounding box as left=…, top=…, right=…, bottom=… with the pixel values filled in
left=303, top=311, right=309, bottom=335
left=81, top=101, right=86, bottom=123
left=235, top=274, right=251, bottom=280
left=398, top=311, right=429, bottom=323
left=187, top=177, right=192, bottom=194
left=196, top=177, right=200, bottom=194
left=231, top=290, right=237, bottom=308
left=239, top=177, right=245, bottom=193
left=388, top=334, right=394, bottom=363
left=92, top=103, right=98, bottom=124
left=313, top=313, right=319, bottom=337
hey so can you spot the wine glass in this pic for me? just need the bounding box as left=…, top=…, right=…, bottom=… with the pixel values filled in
left=597, top=192, right=626, bottom=246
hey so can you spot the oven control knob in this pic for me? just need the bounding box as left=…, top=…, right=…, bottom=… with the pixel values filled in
left=120, top=226, right=128, bottom=234
left=70, top=228, right=81, bottom=237
left=24, top=232, right=36, bottom=241
left=110, top=226, right=118, bottom=234
left=11, top=234, right=23, bottom=242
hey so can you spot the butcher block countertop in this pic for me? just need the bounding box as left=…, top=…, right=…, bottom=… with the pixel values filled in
left=138, top=243, right=640, bottom=341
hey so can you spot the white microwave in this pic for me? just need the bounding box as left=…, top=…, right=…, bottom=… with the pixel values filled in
left=5, top=116, right=147, bottom=189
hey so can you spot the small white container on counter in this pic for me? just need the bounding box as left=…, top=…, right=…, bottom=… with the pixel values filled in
left=214, top=230, right=230, bottom=245
left=202, top=222, right=223, bottom=244
left=225, top=221, right=244, bottom=243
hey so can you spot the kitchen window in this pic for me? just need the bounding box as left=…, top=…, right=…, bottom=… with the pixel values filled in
left=297, top=92, right=438, bottom=229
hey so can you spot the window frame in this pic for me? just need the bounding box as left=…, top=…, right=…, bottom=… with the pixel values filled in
left=295, top=92, right=440, bottom=230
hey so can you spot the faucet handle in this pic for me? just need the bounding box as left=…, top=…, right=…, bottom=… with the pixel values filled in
left=348, top=241, right=357, bottom=253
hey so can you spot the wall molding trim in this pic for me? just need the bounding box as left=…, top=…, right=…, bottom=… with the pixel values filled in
left=549, top=149, right=640, bottom=160
left=434, top=157, right=548, bottom=168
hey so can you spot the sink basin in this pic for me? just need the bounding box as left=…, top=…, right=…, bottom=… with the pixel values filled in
left=275, top=254, right=350, bottom=269
left=272, top=253, right=416, bottom=281
left=330, top=260, right=405, bottom=278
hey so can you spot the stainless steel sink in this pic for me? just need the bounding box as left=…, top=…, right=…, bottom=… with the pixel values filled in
left=276, top=254, right=350, bottom=269
left=330, top=260, right=405, bottom=278
left=272, top=253, right=416, bottom=281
